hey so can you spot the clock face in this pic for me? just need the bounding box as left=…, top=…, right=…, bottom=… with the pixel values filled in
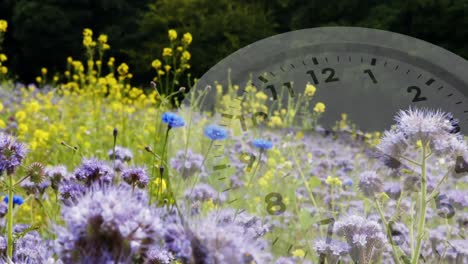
left=175, top=27, right=468, bottom=263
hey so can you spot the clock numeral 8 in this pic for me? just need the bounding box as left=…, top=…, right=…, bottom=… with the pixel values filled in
left=265, top=192, right=286, bottom=215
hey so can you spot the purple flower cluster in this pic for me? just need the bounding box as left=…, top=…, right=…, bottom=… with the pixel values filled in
left=0, top=133, right=27, bottom=175
left=73, top=158, right=114, bottom=186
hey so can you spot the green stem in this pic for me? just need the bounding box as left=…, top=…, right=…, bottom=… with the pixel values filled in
left=7, top=174, right=14, bottom=260
left=412, top=144, right=427, bottom=264
left=375, top=200, right=403, bottom=264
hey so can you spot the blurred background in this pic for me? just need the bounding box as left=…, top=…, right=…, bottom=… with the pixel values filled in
left=0, top=0, right=467, bottom=86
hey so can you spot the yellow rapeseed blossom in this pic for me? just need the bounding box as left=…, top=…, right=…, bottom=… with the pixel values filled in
left=268, top=116, right=283, bottom=127
left=416, top=139, right=423, bottom=148
left=177, top=46, right=183, bottom=52
left=162, top=48, right=173, bottom=57
left=151, top=59, right=162, bottom=69
left=182, top=51, right=191, bottom=61
left=41, top=67, right=47, bottom=75
left=83, top=36, right=94, bottom=47
left=313, top=102, right=326, bottom=113
left=164, top=65, right=171, bottom=72
left=15, top=111, right=26, bottom=122
left=18, top=124, right=28, bottom=136
left=108, top=57, right=115, bottom=67
left=182, top=32, right=192, bottom=45
left=0, top=20, right=7, bottom=32
left=0, top=120, right=5, bottom=129
left=0, top=66, right=7, bottom=74
left=292, top=249, right=306, bottom=258
left=0, top=54, right=7, bottom=62
left=255, top=91, right=268, bottom=101
left=0, top=102, right=3, bottom=112
left=168, top=29, right=177, bottom=41
left=98, top=34, right=108, bottom=43
left=304, top=82, right=316, bottom=97
left=153, top=177, right=167, bottom=193
left=117, top=63, right=129, bottom=76
left=326, top=176, right=342, bottom=187
left=36, top=76, right=42, bottom=83
left=83, top=28, right=93, bottom=37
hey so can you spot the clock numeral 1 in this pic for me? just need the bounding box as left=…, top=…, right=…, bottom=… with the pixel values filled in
left=364, top=69, right=378, bottom=83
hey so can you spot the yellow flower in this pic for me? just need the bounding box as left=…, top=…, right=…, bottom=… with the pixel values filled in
left=157, top=70, right=165, bottom=75
left=0, top=54, right=7, bottom=62
left=102, top=44, right=110, bottom=50
left=268, top=116, right=283, bottom=127
left=416, top=139, right=423, bottom=149
left=83, top=36, right=94, bottom=47
left=0, top=120, right=5, bottom=129
left=304, top=82, right=316, bottom=97
left=152, top=177, right=167, bottom=193
left=0, top=20, right=7, bottom=32
left=0, top=102, right=3, bottom=112
left=313, top=102, right=326, bottom=113
left=181, top=51, right=191, bottom=61
left=0, top=66, right=7, bottom=74
left=108, top=57, right=115, bottom=67
left=151, top=59, right=162, bottom=69
left=53, top=76, right=59, bottom=82
left=83, top=28, right=93, bottom=37
left=162, top=48, right=173, bottom=57
left=255, top=91, right=268, bottom=101
left=34, top=129, right=50, bottom=143
left=182, top=32, right=192, bottom=45
left=98, top=34, right=108, bottom=43
left=67, top=56, right=73, bottom=64
left=18, top=123, right=28, bottom=135
left=325, top=176, right=342, bottom=187
left=41, top=67, right=47, bottom=75
left=168, top=29, right=178, bottom=41
left=177, top=46, right=183, bottom=52
left=164, top=65, right=171, bottom=72
left=292, top=249, right=305, bottom=258
left=117, top=63, right=129, bottom=76
left=36, top=76, right=42, bottom=83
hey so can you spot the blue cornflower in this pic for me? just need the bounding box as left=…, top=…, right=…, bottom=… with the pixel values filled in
left=252, top=139, right=273, bottom=150
left=162, top=112, right=185, bottom=128
left=204, top=125, right=228, bottom=141
left=4, top=195, right=24, bottom=206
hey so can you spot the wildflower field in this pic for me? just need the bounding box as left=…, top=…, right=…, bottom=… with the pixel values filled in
left=0, top=19, right=467, bottom=264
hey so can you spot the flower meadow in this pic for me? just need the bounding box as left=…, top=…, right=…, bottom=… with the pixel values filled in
left=0, top=20, right=467, bottom=264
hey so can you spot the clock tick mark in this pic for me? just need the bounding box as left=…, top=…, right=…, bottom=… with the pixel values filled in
left=348, top=56, right=352, bottom=62
left=280, top=66, right=285, bottom=72
left=384, top=61, right=388, bottom=67
left=272, top=237, right=279, bottom=246
left=438, top=86, right=444, bottom=90
left=406, top=69, right=411, bottom=74
left=425, top=78, right=435, bottom=86
left=394, top=65, right=399, bottom=70
left=291, top=64, right=295, bottom=69
left=360, top=57, right=363, bottom=63
left=447, top=93, right=453, bottom=97
left=371, top=58, right=376, bottom=66
left=324, top=57, right=328, bottom=63
left=337, top=56, right=340, bottom=62
left=302, top=60, right=307, bottom=65
left=417, top=74, right=422, bottom=79
left=456, top=101, right=462, bottom=104
left=312, top=57, right=319, bottom=65
left=258, top=76, right=268, bottom=83
left=269, top=71, right=275, bottom=77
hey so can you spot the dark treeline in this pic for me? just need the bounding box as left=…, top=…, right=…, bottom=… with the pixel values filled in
left=0, top=0, right=467, bottom=85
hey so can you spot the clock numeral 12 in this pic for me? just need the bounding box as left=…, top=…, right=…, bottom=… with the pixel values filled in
left=306, top=68, right=340, bottom=85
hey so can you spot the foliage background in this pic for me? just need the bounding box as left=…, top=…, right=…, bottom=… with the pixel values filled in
left=0, top=0, right=467, bottom=85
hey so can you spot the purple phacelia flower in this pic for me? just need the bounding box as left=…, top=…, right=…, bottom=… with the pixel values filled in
left=54, top=185, right=163, bottom=263
left=170, top=150, right=206, bottom=179
left=73, top=158, right=114, bottom=186
left=334, top=215, right=386, bottom=264
left=45, top=165, right=68, bottom=191
left=358, top=171, right=383, bottom=198
left=107, top=146, right=133, bottom=162
left=162, top=112, right=185, bottom=128
left=0, top=133, right=27, bottom=175
left=58, top=179, right=86, bottom=204
left=121, top=166, right=149, bottom=189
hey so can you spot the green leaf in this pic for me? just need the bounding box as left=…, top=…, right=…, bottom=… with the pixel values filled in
left=308, top=176, right=321, bottom=189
